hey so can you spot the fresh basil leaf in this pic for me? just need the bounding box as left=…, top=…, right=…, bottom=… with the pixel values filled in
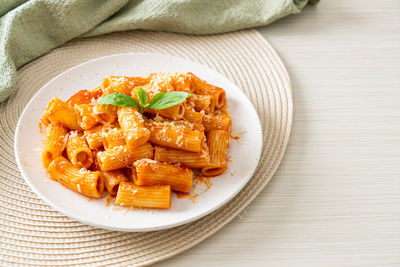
left=98, top=92, right=139, bottom=108
left=136, top=87, right=148, bottom=107
left=148, top=91, right=192, bottom=110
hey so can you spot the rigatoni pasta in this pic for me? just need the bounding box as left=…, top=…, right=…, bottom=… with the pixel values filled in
left=154, top=144, right=210, bottom=168
left=39, top=72, right=232, bottom=210
left=203, top=112, right=232, bottom=132
left=41, top=122, right=68, bottom=168
left=193, top=94, right=215, bottom=113
left=116, top=182, right=171, bottom=209
left=66, top=90, right=92, bottom=106
left=102, top=170, right=129, bottom=196
left=146, top=104, right=184, bottom=120
left=93, top=104, right=117, bottom=124
left=190, top=72, right=226, bottom=108
left=66, top=131, right=93, bottom=169
left=43, top=97, right=81, bottom=130
left=75, top=104, right=98, bottom=130
left=102, top=75, right=134, bottom=96
left=83, top=124, right=105, bottom=150
left=118, top=107, right=150, bottom=149
left=47, top=156, right=104, bottom=198
left=146, top=120, right=205, bottom=153
left=90, top=86, right=103, bottom=100
left=134, top=159, right=193, bottom=193
left=96, top=143, right=153, bottom=171
left=102, top=127, right=126, bottom=149
left=183, top=107, right=204, bottom=124
left=201, top=130, right=230, bottom=177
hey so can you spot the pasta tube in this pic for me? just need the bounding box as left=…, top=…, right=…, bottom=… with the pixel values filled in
left=201, top=130, right=230, bottom=177
left=93, top=104, right=117, bottom=124
left=152, top=115, right=205, bottom=132
left=66, top=90, right=92, bottom=106
left=146, top=72, right=175, bottom=95
left=117, top=107, right=150, bottom=149
left=127, top=76, right=150, bottom=88
left=90, top=86, right=103, bottom=100
left=43, top=97, right=81, bottom=130
left=210, top=88, right=226, bottom=109
left=203, top=113, right=232, bottom=132
left=47, top=157, right=104, bottom=198
left=96, top=143, right=153, bottom=171
left=134, top=159, right=193, bottom=193
left=146, top=121, right=205, bottom=153
left=41, top=122, right=68, bottom=168
left=146, top=104, right=184, bottom=120
left=102, top=75, right=134, bottom=96
left=102, top=170, right=129, bottom=196
left=183, top=108, right=204, bottom=124
left=154, top=144, right=210, bottom=168
left=66, top=131, right=93, bottom=169
left=102, top=127, right=126, bottom=149
left=83, top=124, right=104, bottom=150
left=193, top=95, right=215, bottom=113
left=75, top=104, right=98, bottom=130
left=189, top=73, right=226, bottom=108
left=116, top=182, right=171, bottom=209
left=171, top=72, right=193, bottom=93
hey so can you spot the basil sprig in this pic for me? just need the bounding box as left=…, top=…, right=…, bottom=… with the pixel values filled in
left=98, top=87, right=191, bottom=114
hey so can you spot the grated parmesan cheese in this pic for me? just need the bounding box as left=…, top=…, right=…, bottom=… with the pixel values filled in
left=69, top=131, right=78, bottom=138
left=137, top=158, right=158, bottom=164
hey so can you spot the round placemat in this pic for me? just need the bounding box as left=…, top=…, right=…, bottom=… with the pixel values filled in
left=0, top=29, right=292, bottom=266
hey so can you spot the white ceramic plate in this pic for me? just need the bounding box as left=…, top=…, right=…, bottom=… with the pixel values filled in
left=14, top=53, right=262, bottom=232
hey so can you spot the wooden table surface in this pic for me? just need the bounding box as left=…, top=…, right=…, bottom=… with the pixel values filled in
left=155, top=1, right=400, bottom=266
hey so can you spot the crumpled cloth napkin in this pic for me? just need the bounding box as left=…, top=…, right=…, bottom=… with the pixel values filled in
left=0, top=0, right=318, bottom=102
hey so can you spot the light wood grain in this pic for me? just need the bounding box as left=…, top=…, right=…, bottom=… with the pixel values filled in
left=155, top=0, right=400, bottom=266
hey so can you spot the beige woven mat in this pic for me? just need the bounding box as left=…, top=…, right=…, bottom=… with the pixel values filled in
left=0, top=29, right=292, bottom=266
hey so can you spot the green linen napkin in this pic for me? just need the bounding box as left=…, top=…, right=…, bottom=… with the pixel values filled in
left=0, top=0, right=318, bottom=102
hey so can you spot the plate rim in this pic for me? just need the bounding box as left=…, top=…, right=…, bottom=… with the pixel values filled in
left=14, top=52, right=263, bottom=232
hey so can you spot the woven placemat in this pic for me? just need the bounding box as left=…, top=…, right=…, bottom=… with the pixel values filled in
left=0, top=29, right=292, bottom=266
